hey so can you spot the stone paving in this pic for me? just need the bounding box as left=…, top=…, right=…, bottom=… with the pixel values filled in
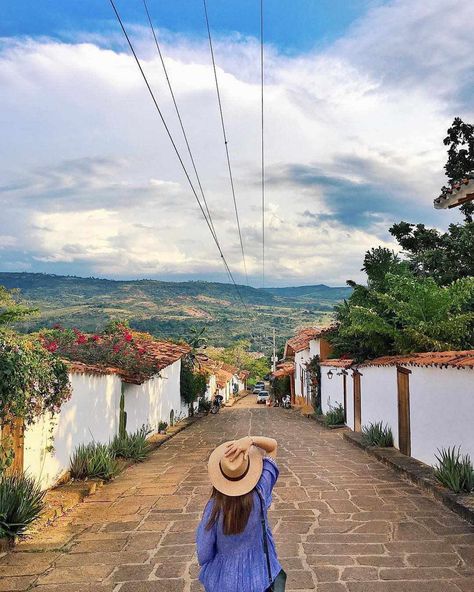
left=1, top=396, right=473, bottom=592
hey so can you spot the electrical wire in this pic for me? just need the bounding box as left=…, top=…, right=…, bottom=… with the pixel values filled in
left=202, top=0, right=249, bottom=287
left=108, top=0, right=247, bottom=307
left=142, top=0, right=218, bottom=243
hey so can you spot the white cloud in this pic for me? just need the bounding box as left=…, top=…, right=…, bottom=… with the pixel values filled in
left=0, top=0, right=472, bottom=286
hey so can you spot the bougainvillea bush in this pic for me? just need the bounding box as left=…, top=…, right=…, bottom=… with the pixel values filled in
left=0, top=331, right=71, bottom=426
left=40, top=322, right=161, bottom=381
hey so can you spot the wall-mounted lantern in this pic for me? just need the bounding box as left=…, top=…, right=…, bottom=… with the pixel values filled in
left=327, top=370, right=334, bottom=380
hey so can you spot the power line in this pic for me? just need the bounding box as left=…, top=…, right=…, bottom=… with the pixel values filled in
left=141, top=0, right=218, bottom=243
left=108, top=0, right=246, bottom=307
left=260, top=0, right=265, bottom=289
left=202, top=0, right=249, bottom=287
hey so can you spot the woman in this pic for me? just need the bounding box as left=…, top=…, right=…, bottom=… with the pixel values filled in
left=196, top=435, right=286, bottom=592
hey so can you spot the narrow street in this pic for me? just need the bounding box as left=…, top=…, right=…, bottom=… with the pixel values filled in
left=1, top=396, right=473, bottom=592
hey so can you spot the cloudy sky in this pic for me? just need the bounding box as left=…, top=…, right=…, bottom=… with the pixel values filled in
left=0, top=0, right=472, bottom=287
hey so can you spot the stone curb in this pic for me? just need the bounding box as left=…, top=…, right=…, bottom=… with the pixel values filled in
left=343, top=430, right=474, bottom=525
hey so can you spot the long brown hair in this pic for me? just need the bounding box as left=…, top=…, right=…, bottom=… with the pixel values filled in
left=206, top=487, right=254, bottom=535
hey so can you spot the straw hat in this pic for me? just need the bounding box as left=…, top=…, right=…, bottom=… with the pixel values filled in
left=208, top=441, right=263, bottom=497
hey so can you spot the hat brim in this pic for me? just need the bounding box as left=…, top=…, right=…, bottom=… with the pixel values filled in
left=208, top=441, right=263, bottom=497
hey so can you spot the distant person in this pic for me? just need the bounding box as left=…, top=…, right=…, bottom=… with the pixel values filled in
left=196, top=436, right=286, bottom=592
left=213, top=393, right=224, bottom=408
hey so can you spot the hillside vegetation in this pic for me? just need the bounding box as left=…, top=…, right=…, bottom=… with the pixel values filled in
left=0, top=273, right=350, bottom=351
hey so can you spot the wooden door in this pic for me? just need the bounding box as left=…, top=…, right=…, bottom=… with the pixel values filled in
left=397, top=367, right=411, bottom=456
left=353, top=371, right=361, bottom=432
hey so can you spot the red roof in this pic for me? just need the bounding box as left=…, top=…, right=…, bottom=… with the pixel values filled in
left=271, top=361, right=295, bottom=378
left=434, top=177, right=474, bottom=210
left=361, top=350, right=474, bottom=370
left=320, top=358, right=354, bottom=369
left=285, top=326, right=333, bottom=355
left=67, top=338, right=190, bottom=384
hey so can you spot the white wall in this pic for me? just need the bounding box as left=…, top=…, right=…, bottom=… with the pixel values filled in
left=320, top=366, right=346, bottom=414
left=409, top=366, right=474, bottom=466
left=309, top=339, right=321, bottom=358
left=124, top=359, right=188, bottom=431
left=23, top=372, right=122, bottom=491
left=294, top=349, right=311, bottom=397
left=359, top=366, right=399, bottom=447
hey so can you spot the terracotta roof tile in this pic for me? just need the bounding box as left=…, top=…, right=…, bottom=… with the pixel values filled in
left=434, top=176, right=474, bottom=209
left=360, top=350, right=474, bottom=370
left=285, top=326, right=333, bottom=355
left=320, top=358, right=354, bottom=369
left=271, top=361, right=295, bottom=378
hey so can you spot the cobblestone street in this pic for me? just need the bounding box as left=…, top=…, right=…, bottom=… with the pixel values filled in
left=1, top=396, right=473, bottom=592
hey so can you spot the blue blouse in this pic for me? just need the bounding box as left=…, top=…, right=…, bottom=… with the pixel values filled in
left=196, top=457, right=281, bottom=592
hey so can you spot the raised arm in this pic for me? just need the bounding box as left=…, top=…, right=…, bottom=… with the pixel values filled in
left=225, top=436, right=277, bottom=460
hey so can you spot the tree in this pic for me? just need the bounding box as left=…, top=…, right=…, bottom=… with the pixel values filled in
left=330, top=268, right=474, bottom=361
left=442, top=117, right=474, bottom=222
left=180, top=355, right=207, bottom=417
left=205, top=340, right=270, bottom=383
left=390, top=221, right=474, bottom=285
left=0, top=286, right=37, bottom=326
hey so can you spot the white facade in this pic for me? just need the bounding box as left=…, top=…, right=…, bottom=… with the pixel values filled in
left=356, top=365, right=399, bottom=446
left=23, top=372, right=122, bottom=491
left=23, top=356, right=189, bottom=491
left=123, top=359, right=188, bottom=433
left=294, top=349, right=311, bottom=398
left=320, top=361, right=474, bottom=468
left=320, top=365, right=346, bottom=415
left=409, top=366, right=473, bottom=466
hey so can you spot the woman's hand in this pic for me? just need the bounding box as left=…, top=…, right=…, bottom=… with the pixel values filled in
left=224, top=436, right=252, bottom=461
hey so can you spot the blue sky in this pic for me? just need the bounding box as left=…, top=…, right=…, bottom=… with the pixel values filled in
left=1, top=0, right=383, bottom=54
left=0, top=1, right=472, bottom=286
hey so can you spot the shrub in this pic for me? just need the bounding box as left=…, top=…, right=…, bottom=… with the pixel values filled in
left=0, top=473, right=45, bottom=540
left=324, top=403, right=345, bottom=426
left=361, top=422, right=393, bottom=447
left=198, top=398, right=212, bottom=413
left=110, top=426, right=152, bottom=462
left=158, top=421, right=168, bottom=433
left=70, top=443, right=119, bottom=481
left=434, top=446, right=474, bottom=494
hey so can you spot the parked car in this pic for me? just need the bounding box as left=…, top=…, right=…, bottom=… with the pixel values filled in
left=255, top=381, right=265, bottom=389
left=256, top=390, right=270, bottom=404
left=252, top=385, right=263, bottom=394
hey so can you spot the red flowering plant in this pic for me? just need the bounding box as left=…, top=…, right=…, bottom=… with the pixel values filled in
left=39, top=321, right=161, bottom=381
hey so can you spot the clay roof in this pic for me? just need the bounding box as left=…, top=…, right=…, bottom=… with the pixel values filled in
left=285, top=326, right=333, bottom=355
left=67, top=338, right=190, bottom=384
left=320, top=358, right=354, bottom=369
left=216, top=368, right=234, bottom=388
left=434, top=176, right=474, bottom=210
left=238, top=370, right=250, bottom=380
left=360, top=350, right=474, bottom=370
left=221, top=362, right=239, bottom=375
left=271, top=361, right=295, bottom=378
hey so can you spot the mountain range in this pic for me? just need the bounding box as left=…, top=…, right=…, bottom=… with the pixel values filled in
left=0, top=272, right=351, bottom=351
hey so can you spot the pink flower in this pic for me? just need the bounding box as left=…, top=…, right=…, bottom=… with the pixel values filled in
left=76, top=334, right=87, bottom=345
left=113, top=345, right=121, bottom=353
left=91, top=335, right=100, bottom=342
left=124, top=332, right=133, bottom=342
left=47, top=341, right=58, bottom=353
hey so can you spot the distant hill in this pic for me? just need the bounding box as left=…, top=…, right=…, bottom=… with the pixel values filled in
left=0, top=273, right=351, bottom=351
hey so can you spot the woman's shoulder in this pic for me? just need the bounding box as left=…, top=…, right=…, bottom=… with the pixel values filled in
left=256, top=456, right=279, bottom=501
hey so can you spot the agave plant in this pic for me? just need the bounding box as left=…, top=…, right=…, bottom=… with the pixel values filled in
left=0, top=473, right=45, bottom=540
left=361, top=421, right=393, bottom=447
left=434, top=447, right=474, bottom=494
left=70, top=442, right=119, bottom=481
left=324, top=403, right=345, bottom=426
left=110, top=425, right=152, bottom=462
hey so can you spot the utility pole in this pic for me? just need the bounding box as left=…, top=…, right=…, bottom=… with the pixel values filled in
left=272, top=328, right=277, bottom=373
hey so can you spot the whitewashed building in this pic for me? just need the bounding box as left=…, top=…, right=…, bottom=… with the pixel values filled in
left=21, top=340, right=190, bottom=490
left=320, top=351, right=474, bottom=467
left=284, top=327, right=333, bottom=403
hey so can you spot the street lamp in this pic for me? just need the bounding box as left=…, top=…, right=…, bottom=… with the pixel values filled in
left=327, top=370, right=334, bottom=380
